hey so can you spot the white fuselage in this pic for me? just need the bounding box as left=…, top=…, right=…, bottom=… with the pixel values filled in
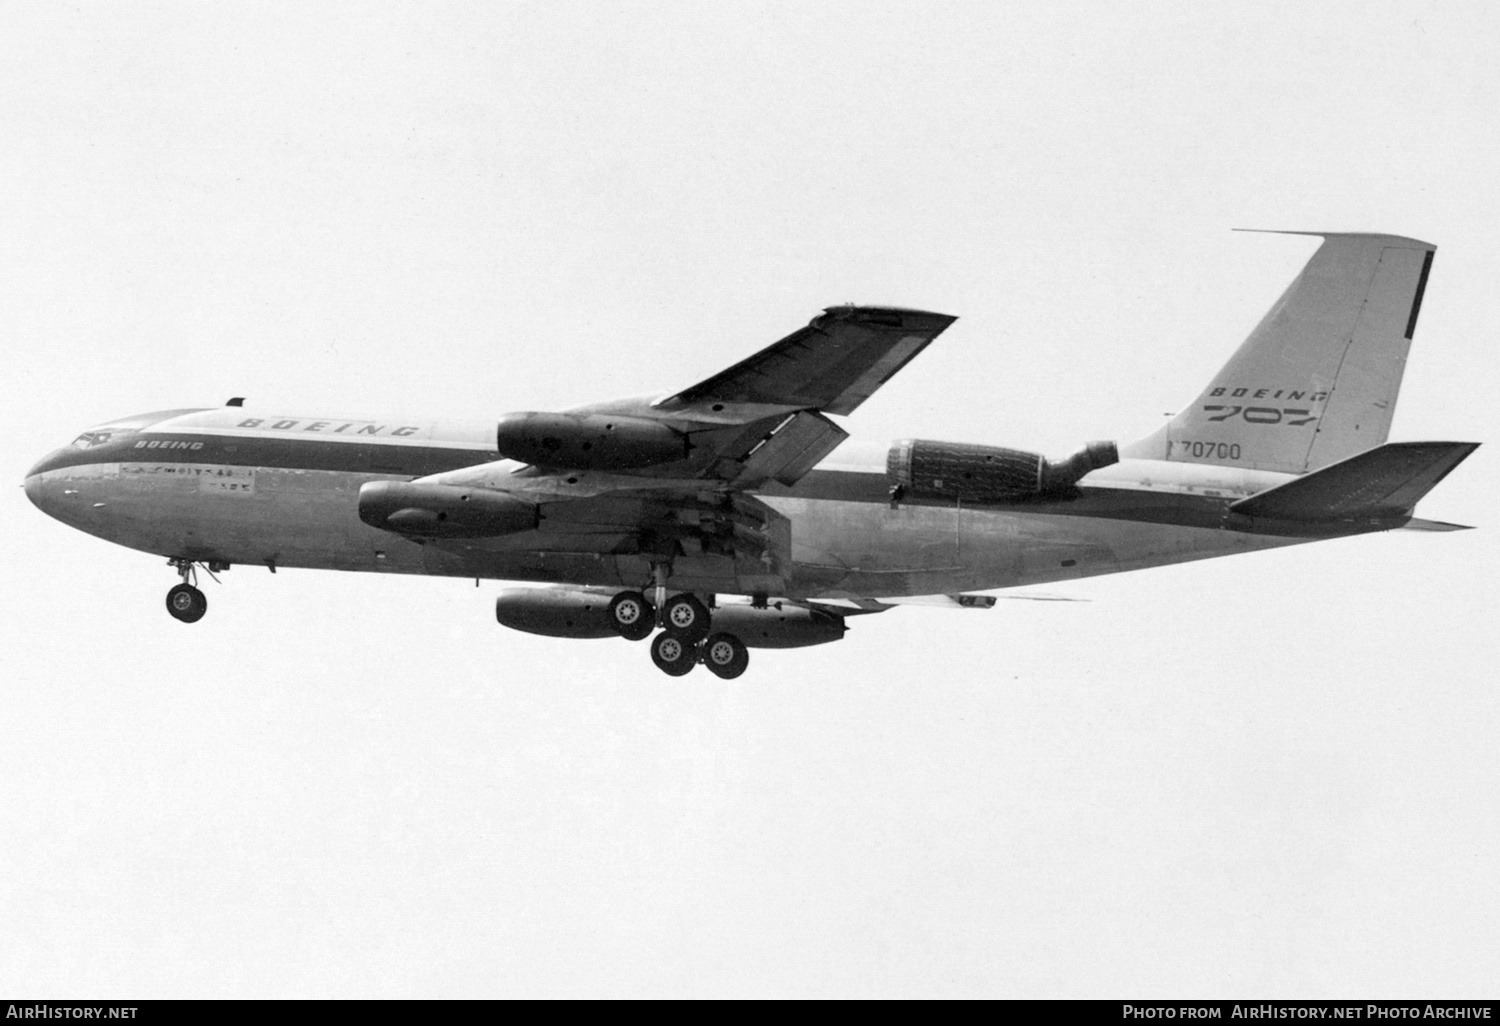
left=25, top=407, right=1315, bottom=600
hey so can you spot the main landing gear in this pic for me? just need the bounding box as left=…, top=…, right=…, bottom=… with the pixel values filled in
left=607, top=573, right=750, bottom=678
left=647, top=625, right=749, bottom=679
left=650, top=632, right=698, bottom=676
left=701, top=632, right=749, bottom=679
left=660, top=593, right=711, bottom=643
left=607, top=590, right=655, bottom=641
left=164, top=558, right=226, bottom=624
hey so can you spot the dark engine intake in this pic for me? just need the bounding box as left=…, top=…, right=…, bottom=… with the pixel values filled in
left=359, top=481, right=538, bottom=538
left=495, top=412, right=689, bottom=470
left=887, top=438, right=1119, bottom=502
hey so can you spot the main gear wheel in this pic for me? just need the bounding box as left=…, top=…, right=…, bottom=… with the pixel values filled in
left=702, top=632, right=749, bottom=679
left=650, top=632, right=698, bottom=676
left=661, top=593, right=712, bottom=643
left=607, top=590, right=655, bottom=641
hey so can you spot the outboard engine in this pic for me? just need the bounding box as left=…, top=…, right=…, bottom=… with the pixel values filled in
left=495, top=412, right=689, bottom=469
left=887, top=439, right=1118, bottom=503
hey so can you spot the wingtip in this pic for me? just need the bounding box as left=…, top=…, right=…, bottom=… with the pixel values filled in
left=1231, top=228, right=1437, bottom=250
left=820, top=305, right=958, bottom=326
left=1232, top=228, right=1327, bottom=237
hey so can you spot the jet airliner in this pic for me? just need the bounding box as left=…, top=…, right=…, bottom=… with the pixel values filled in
left=24, top=232, right=1477, bottom=677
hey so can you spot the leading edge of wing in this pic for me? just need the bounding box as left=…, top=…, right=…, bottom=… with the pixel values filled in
left=659, top=305, right=958, bottom=418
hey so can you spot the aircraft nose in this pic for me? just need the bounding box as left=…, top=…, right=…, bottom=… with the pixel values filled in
left=23, top=465, right=51, bottom=514
left=23, top=450, right=67, bottom=515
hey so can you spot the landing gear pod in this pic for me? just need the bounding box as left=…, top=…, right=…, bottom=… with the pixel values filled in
left=887, top=439, right=1118, bottom=503
left=495, top=412, right=689, bottom=470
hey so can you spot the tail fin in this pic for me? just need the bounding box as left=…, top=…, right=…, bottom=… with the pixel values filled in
left=1228, top=441, right=1477, bottom=522
left=1123, top=232, right=1437, bottom=474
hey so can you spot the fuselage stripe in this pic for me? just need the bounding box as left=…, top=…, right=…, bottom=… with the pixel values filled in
left=31, top=432, right=499, bottom=478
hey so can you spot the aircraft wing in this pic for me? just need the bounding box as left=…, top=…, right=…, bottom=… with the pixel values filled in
left=390, top=305, right=961, bottom=580
left=657, top=305, right=957, bottom=417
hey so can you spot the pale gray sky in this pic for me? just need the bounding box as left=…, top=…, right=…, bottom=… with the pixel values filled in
left=2, top=0, right=1496, bottom=998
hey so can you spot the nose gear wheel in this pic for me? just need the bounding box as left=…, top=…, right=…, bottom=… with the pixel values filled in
left=166, top=583, right=207, bottom=623
left=163, top=557, right=225, bottom=622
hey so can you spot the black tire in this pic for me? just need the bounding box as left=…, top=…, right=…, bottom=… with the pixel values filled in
left=607, top=591, right=655, bottom=641
left=702, top=632, right=749, bottom=679
left=166, top=583, right=207, bottom=623
left=661, top=593, right=711, bottom=643
left=650, top=632, right=698, bottom=676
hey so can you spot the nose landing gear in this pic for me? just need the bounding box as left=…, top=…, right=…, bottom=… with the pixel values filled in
left=164, top=558, right=226, bottom=623
left=166, top=583, right=207, bottom=623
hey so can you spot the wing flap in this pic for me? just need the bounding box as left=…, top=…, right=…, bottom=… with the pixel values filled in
left=730, top=411, right=850, bottom=487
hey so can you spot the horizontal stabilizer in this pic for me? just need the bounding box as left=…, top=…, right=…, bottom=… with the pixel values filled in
left=1401, top=518, right=1474, bottom=532
left=1229, top=441, right=1478, bottom=521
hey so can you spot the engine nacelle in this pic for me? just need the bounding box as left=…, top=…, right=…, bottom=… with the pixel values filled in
left=710, top=603, right=847, bottom=649
left=495, top=412, right=688, bottom=469
left=494, top=587, right=617, bottom=639
left=358, top=481, right=538, bottom=538
left=493, top=588, right=848, bottom=648
left=887, top=438, right=1118, bottom=503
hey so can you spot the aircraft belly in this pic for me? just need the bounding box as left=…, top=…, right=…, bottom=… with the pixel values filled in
left=765, top=496, right=972, bottom=597
left=769, top=495, right=1307, bottom=598
left=32, top=464, right=432, bottom=573
left=34, top=462, right=1310, bottom=598
left=967, top=510, right=1306, bottom=590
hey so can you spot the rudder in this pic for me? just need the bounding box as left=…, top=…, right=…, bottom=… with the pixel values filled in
left=1123, top=232, right=1436, bottom=474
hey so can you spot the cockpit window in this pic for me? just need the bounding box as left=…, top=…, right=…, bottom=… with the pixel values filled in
left=63, top=409, right=207, bottom=451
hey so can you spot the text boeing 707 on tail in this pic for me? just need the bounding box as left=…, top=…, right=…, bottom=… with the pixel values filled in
left=25, top=232, right=1477, bottom=677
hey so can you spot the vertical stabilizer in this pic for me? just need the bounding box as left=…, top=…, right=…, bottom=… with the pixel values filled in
left=1123, top=232, right=1436, bottom=474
